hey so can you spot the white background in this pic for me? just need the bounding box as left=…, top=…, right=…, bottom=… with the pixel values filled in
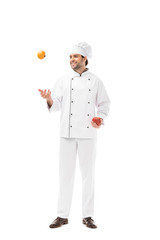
left=0, top=0, right=160, bottom=239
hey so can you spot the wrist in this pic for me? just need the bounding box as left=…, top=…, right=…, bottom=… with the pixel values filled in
left=47, top=98, right=53, bottom=106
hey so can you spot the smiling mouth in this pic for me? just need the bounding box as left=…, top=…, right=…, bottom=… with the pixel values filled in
left=71, top=62, right=77, bottom=67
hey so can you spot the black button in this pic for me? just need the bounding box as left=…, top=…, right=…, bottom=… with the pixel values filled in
left=88, top=78, right=90, bottom=80
left=88, top=102, right=90, bottom=104
left=71, top=113, right=72, bottom=115
left=72, top=88, right=74, bottom=90
left=89, top=89, right=91, bottom=91
left=72, top=101, right=73, bottom=103
left=70, top=126, right=72, bottom=127
left=87, top=114, right=89, bottom=116
left=87, top=126, right=89, bottom=128
left=72, top=78, right=74, bottom=80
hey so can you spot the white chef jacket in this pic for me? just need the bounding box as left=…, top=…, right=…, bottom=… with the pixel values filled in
left=47, top=68, right=110, bottom=138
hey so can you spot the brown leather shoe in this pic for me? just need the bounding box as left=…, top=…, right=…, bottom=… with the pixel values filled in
left=82, top=217, right=97, bottom=228
left=49, top=217, right=68, bottom=228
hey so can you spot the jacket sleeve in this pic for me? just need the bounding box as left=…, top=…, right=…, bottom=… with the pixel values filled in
left=96, top=79, right=111, bottom=125
left=46, top=78, right=63, bottom=112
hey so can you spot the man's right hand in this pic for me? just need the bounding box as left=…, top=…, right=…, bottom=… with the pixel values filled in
left=38, top=89, right=53, bottom=107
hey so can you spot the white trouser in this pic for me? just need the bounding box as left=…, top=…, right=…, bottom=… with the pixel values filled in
left=57, top=137, right=97, bottom=218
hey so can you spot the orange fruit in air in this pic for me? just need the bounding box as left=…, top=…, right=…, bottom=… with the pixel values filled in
left=37, top=50, right=46, bottom=59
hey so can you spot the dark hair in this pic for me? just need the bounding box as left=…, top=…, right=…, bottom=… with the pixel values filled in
left=81, top=55, right=88, bottom=66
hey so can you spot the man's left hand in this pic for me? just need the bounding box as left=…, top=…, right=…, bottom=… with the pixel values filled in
left=91, top=118, right=103, bottom=128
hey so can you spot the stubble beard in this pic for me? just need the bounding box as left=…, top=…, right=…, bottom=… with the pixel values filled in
left=72, top=63, right=81, bottom=71
left=70, top=60, right=83, bottom=71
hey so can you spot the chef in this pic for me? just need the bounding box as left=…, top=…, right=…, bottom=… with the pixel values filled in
left=38, top=42, right=111, bottom=229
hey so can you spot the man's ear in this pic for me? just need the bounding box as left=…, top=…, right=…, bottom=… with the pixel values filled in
left=84, top=56, right=87, bottom=62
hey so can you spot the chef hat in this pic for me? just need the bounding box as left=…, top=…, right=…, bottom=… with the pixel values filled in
left=71, top=42, right=92, bottom=59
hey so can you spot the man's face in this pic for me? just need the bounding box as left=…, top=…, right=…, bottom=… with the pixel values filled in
left=69, top=53, right=86, bottom=70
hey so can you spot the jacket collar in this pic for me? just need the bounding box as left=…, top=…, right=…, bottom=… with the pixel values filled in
left=70, top=68, right=90, bottom=77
